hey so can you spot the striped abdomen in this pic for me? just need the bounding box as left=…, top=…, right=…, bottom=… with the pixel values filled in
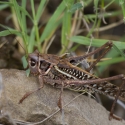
left=56, top=66, right=125, bottom=101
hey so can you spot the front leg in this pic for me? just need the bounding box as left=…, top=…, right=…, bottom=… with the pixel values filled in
left=19, top=74, right=44, bottom=104
left=38, top=74, right=44, bottom=87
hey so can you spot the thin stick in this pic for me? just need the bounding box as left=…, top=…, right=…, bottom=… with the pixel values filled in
left=76, top=20, right=124, bottom=34
left=15, top=91, right=86, bottom=125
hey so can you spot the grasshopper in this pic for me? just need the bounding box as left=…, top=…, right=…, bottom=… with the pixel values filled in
left=19, top=41, right=125, bottom=120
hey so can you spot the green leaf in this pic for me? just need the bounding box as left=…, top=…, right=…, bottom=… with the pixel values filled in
left=0, top=24, right=14, bottom=30
left=0, top=4, right=9, bottom=10
left=61, top=10, right=72, bottom=54
left=26, top=69, right=30, bottom=77
left=31, top=0, right=35, bottom=19
left=21, top=56, right=28, bottom=68
left=70, top=36, right=125, bottom=49
left=85, top=10, right=121, bottom=20
left=60, top=0, right=74, bottom=54
left=0, top=1, right=13, bottom=6
left=19, top=6, right=33, bottom=21
left=10, top=0, right=22, bottom=26
left=113, top=43, right=125, bottom=58
left=40, top=0, right=65, bottom=43
left=70, top=2, right=83, bottom=13
left=71, top=36, right=107, bottom=46
left=28, top=27, right=35, bottom=53
left=0, top=30, right=22, bottom=36
left=97, top=57, right=125, bottom=66
left=94, top=0, right=99, bottom=11
left=36, top=0, right=47, bottom=22
left=21, top=1, right=27, bottom=39
left=21, top=56, right=30, bottom=77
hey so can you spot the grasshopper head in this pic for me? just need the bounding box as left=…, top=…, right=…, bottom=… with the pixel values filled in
left=28, top=50, right=51, bottom=75
left=28, top=50, right=39, bottom=75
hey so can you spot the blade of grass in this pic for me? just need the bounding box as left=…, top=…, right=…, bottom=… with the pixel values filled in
left=60, top=0, right=75, bottom=54
left=31, top=0, right=42, bottom=51
left=36, top=0, right=48, bottom=22
left=19, top=1, right=29, bottom=47
left=21, top=56, right=30, bottom=77
left=113, top=43, right=125, bottom=58
left=21, top=0, right=28, bottom=43
left=0, top=4, right=9, bottom=10
left=70, top=36, right=125, bottom=49
left=28, top=27, right=35, bottom=53
left=29, top=0, right=48, bottom=52
left=41, top=18, right=63, bottom=53
left=97, top=57, right=125, bottom=66
left=0, top=30, right=22, bottom=36
left=119, top=0, right=125, bottom=22
left=21, top=56, right=28, bottom=68
left=84, top=10, right=122, bottom=20
left=97, top=42, right=120, bottom=72
left=0, top=24, right=16, bottom=30
left=104, top=0, right=115, bottom=9
left=19, top=6, right=33, bottom=21
left=39, top=0, right=66, bottom=43
left=69, top=2, right=83, bottom=13
left=86, top=0, right=99, bottom=38
left=60, top=7, right=72, bottom=54
left=97, top=39, right=125, bottom=73
left=10, top=0, right=22, bottom=27
left=10, top=0, right=30, bottom=53
left=0, top=1, right=13, bottom=6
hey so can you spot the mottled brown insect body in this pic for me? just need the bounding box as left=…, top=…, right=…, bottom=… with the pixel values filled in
left=19, top=41, right=125, bottom=120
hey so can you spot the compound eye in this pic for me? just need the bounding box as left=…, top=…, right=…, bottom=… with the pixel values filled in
left=30, top=59, right=36, bottom=67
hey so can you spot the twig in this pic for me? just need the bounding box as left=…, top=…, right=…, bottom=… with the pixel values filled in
left=77, top=20, right=124, bottom=34
left=14, top=91, right=89, bottom=125
left=45, top=35, right=56, bottom=54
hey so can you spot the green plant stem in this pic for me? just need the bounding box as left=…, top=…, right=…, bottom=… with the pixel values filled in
left=31, top=0, right=41, bottom=52
left=85, top=10, right=121, bottom=19
left=104, top=0, right=115, bottom=9
left=119, top=0, right=125, bottom=22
